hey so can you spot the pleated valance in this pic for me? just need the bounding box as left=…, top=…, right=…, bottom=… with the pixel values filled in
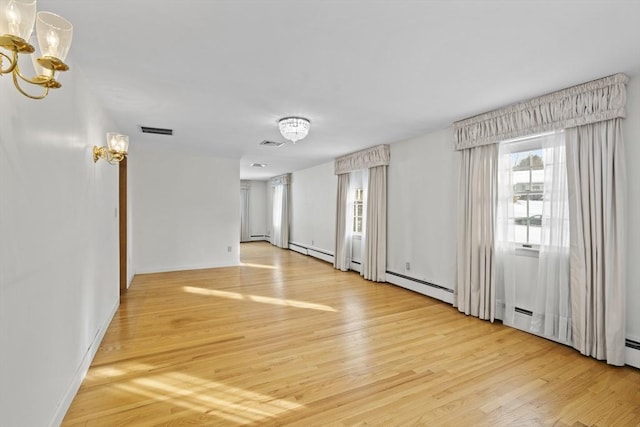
left=240, top=180, right=251, bottom=190
left=335, top=144, right=390, bottom=175
left=270, top=173, right=291, bottom=186
left=453, top=73, right=629, bottom=150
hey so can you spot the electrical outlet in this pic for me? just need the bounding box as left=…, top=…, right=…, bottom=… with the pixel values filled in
left=227, top=246, right=232, bottom=253
left=405, top=262, right=411, bottom=271
left=312, top=240, right=315, bottom=246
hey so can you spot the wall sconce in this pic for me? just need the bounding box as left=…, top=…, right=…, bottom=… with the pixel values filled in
left=94, top=133, right=129, bottom=164
left=0, top=0, right=73, bottom=100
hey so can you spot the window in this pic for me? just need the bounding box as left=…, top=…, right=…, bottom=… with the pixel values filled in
left=510, top=148, right=544, bottom=245
left=353, top=188, right=363, bottom=233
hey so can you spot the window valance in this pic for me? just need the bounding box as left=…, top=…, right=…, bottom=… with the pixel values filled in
left=270, top=173, right=291, bottom=186
left=453, top=73, right=628, bottom=151
left=240, top=180, right=251, bottom=190
left=335, top=144, right=390, bottom=175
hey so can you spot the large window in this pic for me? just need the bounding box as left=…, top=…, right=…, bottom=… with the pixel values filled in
left=510, top=148, right=544, bottom=246
left=353, top=188, right=363, bottom=233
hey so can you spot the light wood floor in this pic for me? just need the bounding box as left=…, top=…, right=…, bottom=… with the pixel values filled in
left=63, top=242, right=640, bottom=426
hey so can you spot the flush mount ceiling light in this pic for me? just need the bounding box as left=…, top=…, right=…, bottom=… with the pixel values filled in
left=278, top=116, right=311, bottom=143
left=0, top=0, right=73, bottom=99
left=250, top=162, right=267, bottom=168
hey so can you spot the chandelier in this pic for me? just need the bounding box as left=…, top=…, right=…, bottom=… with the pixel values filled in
left=0, top=0, right=73, bottom=100
left=278, top=117, right=311, bottom=143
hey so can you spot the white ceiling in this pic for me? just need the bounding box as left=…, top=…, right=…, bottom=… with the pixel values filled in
left=49, top=0, right=640, bottom=180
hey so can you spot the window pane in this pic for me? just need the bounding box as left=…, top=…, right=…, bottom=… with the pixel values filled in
left=504, top=145, right=547, bottom=246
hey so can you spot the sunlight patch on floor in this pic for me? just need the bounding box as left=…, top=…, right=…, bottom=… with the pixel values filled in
left=112, top=370, right=303, bottom=424
left=183, top=286, right=337, bottom=312
left=240, top=262, right=277, bottom=270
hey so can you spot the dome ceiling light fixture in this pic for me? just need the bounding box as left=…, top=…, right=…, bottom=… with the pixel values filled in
left=278, top=116, right=311, bottom=143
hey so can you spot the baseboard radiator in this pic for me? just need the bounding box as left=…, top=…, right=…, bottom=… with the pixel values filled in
left=288, top=242, right=335, bottom=264
left=511, top=306, right=640, bottom=369
left=385, top=271, right=454, bottom=305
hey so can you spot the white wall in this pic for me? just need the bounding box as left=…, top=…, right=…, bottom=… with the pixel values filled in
left=130, top=145, right=240, bottom=273
left=290, top=161, right=337, bottom=253
left=287, top=74, right=640, bottom=362
left=387, top=128, right=458, bottom=290
left=248, top=180, right=268, bottom=239
left=0, top=70, right=119, bottom=426
left=623, top=74, right=640, bottom=343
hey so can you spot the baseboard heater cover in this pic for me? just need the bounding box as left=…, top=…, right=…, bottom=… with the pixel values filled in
left=288, top=242, right=334, bottom=257
left=514, top=307, right=533, bottom=316
left=385, top=271, right=454, bottom=305
left=626, top=339, right=640, bottom=350
left=386, top=270, right=454, bottom=293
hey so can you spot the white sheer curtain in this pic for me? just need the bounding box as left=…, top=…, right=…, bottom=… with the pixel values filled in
left=240, top=181, right=250, bottom=242
left=334, top=173, right=351, bottom=271
left=495, top=142, right=518, bottom=325
left=455, top=144, right=498, bottom=321
left=361, top=165, right=386, bottom=282
left=530, top=131, right=571, bottom=343
left=566, top=119, right=626, bottom=365
left=270, top=174, right=290, bottom=249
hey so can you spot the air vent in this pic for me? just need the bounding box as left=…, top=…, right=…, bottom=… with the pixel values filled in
left=250, top=163, right=267, bottom=168
left=140, top=126, right=173, bottom=135
left=260, top=140, right=284, bottom=148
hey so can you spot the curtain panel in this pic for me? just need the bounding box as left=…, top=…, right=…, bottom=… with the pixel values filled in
left=335, top=144, right=390, bottom=175
left=455, top=144, right=498, bottom=321
left=334, top=173, right=351, bottom=271
left=361, top=166, right=386, bottom=282
left=453, top=74, right=628, bottom=150
left=566, top=119, right=626, bottom=365
left=240, top=181, right=250, bottom=242
left=270, top=174, right=290, bottom=249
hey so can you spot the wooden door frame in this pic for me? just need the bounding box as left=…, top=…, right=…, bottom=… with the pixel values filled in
left=119, top=157, right=128, bottom=296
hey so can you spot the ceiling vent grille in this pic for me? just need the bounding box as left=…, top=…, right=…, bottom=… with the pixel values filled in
left=140, top=126, right=173, bottom=135
left=260, top=140, right=284, bottom=148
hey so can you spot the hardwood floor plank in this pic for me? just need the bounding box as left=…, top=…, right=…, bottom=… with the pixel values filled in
left=63, top=242, right=640, bottom=426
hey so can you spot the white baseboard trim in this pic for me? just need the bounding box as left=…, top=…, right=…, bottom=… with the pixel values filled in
left=385, top=271, right=454, bottom=305
left=50, top=300, right=119, bottom=427
left=136, top=261, right=238, bottom=275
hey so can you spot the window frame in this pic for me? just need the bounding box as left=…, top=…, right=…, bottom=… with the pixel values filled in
left=500, top=133, right=548, bottom=250
left=352, top=188, right=364, bottom=235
